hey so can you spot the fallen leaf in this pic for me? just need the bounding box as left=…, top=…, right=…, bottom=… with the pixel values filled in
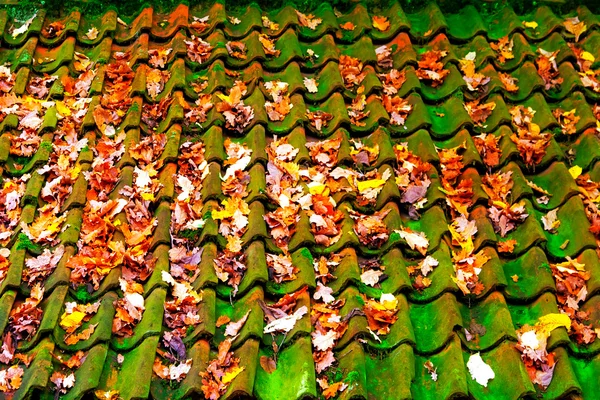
left=260, top=356, right=276, bottom=373
left=86, top=27, right=99, bottom=40
left=467, top=353, right=495, bottom=387
left=372, top=15, right=390, bottom=32
left=225, top=310, right=251, bottom=337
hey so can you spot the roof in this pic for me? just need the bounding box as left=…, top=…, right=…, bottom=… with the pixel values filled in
left=0, top=1, right=598, bottom=399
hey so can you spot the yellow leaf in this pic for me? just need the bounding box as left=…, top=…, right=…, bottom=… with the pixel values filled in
left=357, top=179, right=386, bottom=192
left=537, top=313, right=571, bottom=336
left=222, top=366, right=245, bottom=384
left=60, top=311, right=86, bottom=330
left=569, top=165, right=582, bottom=179
left=582, top=51, right=595, bottom=62
left=70, top=165, right=81, bottom=180
left=308, top=183, right=329, bottom=196
left=141, top=192, right=155, bottom=201
left=523, top=21, right=538, bottom=29
left=113, top=219, right=122, bottom=227
left=56, top=101, right=72, bottom=117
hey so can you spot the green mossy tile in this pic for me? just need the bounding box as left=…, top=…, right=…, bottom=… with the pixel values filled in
left=457, top=291, right=517, bottom=351
left=150, top=4, right=188, bottom=40
left=526, top=161, right=579, bottom=211
left=266, top=93, right=307, bottom=135
left=302, top=61, right=344, bottom=103
left=0, top=244, right=26, bottom=296
left=553, top=90, right=597, bottom=136
left=224, top=30, right=266, bottom=70
left=523, top=6, right=564, bottom=40
left=335, top=340, right=368, bottom=399
left=246, top=163, right=268, bottom=204
left=426, top=94, right=472, bottom=138
left=299, top=34, right=339, bottom=71
left=502, top=246, right=555, bottom=301
left=580, top=30, right=600, bottom=63
left=435, top=129, right=483, bottom=168
left=406, top=3, right=447, bottom=40
left=392, top=92, right=431, bottom=137
left=0, top=289, right=16, bottom=335
left=326, top=247, right=361, bottom=295
left=157, top=162, right=177, bottom=202
left=546, top=62, right=586, bottom=102
left=11, top=338, right=55, bottom=400
left=53, top=291, right=118, bottom=352
left=569, top=129, right=600, bottom=171
left=335, top=4, right=370, bottom=44
left=541, top=347, right=582, bottom=399
left=305, top=92, right=349, bottom=137
left=407, top=241, right=456, bottom=302
left=261, top=288, right=311, bottom=348
left=296, top=4, right=338, bottom=42
left=183, top=287, right=216, bottom=344
left=503, top=199, right=548, bottom=255
left=470, top=205, right=500, bottom=250
left=537, top=195, right=597, bottom=259
left=149, top=339, right=210, bottom=400
left=60, top=343, right=109, bottom=400
left=572, top=351, right=600, bottom=399
left=216, top=240, right=269, bottom=299
left=446, top=6, right=486, bottom=41
left=409, top=292, right=461, bottom=354
left=368, top=3, right=411, bottom=43
left=98, top=335, right=159, bottom=400
left=386, top=32, right=417, bottom=70
left=21, top=171, right=45, bottom=206
left=185, top=29, right=229, bottom=71
left=463, top=340, right=535, bottom=399
left=222, top=5, right=262, bottom=39
left=412, top=336, right=469, bottom=399
left=112, top=34, right=149, bottom=67
left=114, top=7, right=153, bottom=44
left=419, top=64, right=465, bottom=103
left=266, top=247, right=316, bottom=296
left=0, top=38, right=35, bottom=73
left=214, top=286, right=265, bottom=348
left=262, top=62, right=302, bottom=98
left=19, top=284, right=68, bottom=352
left=364, top=342, right=414, bottom=399
left=4, top=10, right=46, bottom=47
left=574, top=295, right=600, bottom=356
left=254, top=336, right=316, bottom=400
left=58, top=207, right=84, bottom=247
left=110, top=287, right=166, bottom=351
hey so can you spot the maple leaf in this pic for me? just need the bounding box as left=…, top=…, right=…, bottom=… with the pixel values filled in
left=536, top=48, right=563, bottom=90
left=258, top=34, right=280, bottom=57
left=303, top=77, right=318, bottom=93
left=459, top=52, right=490, bottom=92
left=498, top=239, right=517, bottom=253
left=467, top=353, right=495, bottom=387
left=148, top=48, right=172, bottom=69
left=376, top=45, right=393, bottom=69
left=416, top=50, right=449, bottom=87
left=372, top=15, right=390, bottom=31
left=541, top=209, right=560, bottom=232
left=490, top=36, right=514, bottom=64
left=42, top=21, right=65, bottom=39
left=473, top=133, right=501, bottom=168
left=552, top=108, right=579, bottom=135
left=295, top=10, right=322, bottom=30
left=306, top=110, right=333, bottom=132
left=499, top=72, right=519, bottom=92
left=339, top=55, right=365, bottom=88
left=564, top=17, right=586, bottom=42
left=464, top=100, right=495, bottom=126
left=340, top=21, right=355, bottom=31
left=85, top=27, right=99, bottom=40
left=185, top=35, right=213, bottom=64
left=226, top=41, right=247, bottom=60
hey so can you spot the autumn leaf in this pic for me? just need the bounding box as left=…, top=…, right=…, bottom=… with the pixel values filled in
left=467, top=353, right=495, bottom=387
left=85, top=27, right=99, bottom=40
left=372, top=15, right=390, bottom=31
left=296, top=10, right=322, bottom=30
left=497, top=239, right=517, bottom=253
left=564, top=17, right=586, bottom=42
left=303, top=77, right=318, bottom=93
left=499, top=72, right=519, bottom=92
left=340, top=21, right=355, bottom=31
left=260, top=356, right=277, bottom=373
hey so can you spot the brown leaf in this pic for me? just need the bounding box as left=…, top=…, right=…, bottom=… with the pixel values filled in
left=260, top=356, right=277, bottom=373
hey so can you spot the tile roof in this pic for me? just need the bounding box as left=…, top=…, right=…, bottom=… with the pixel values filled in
left=0, top=1, right=598, bottom=399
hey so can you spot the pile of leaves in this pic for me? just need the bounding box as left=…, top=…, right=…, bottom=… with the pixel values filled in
left=153, top=331, right=193, bottom=383
left=363, top=293, right=399, bottom=337
left=264, top=81, right=293, bottom=122
left=510, top=105, right=551, bottom=167
left=551, top=258, right=598, bottom=345
left=50, top=350, right=88, bottom=396
left=216, top=81, right=254, bottom=133
left=93, top=54, right=134, bottom=136
left=575, top=173, right=600, bottom=252
left=59, top=301, right=100, bottom=345
left=516, top=314, right=571, bottom=388
left=459, top=52, right=489, bottom=92
left=570, top=44, right=600, bottom=92
left=474, top=133, right=502, bottom=168
left=394, top=143, right=432, bottom=217
left=201, top=338, right=244, bottom=399
left=536, top=49, right=563, bottom=90
left=0, top=176, right=28, bottom=245
left=416, top=50, right=449, bottom=87
left=482, top=171, right=529, bottom=237
left=339, top=55, right=366, bottom=88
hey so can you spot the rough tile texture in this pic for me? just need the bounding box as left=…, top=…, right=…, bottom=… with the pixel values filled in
left=0, top=1, right=598, bottom=399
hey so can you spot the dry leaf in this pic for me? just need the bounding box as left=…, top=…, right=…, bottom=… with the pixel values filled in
left=372, top=16, right=390, bottom=32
